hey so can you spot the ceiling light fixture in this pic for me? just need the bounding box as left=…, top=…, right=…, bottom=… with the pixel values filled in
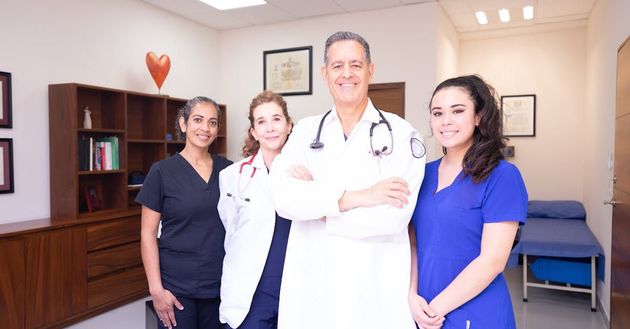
left=198, top=0, right=267, bottom=11
left=475, top=11, right=488, bottom=25
left=498, top=8, right=510, bottom=23
left=523, top=5, right=534, bottom=20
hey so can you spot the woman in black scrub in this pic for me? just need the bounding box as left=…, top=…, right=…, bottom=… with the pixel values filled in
left=138, top=96, right=232, bottom=329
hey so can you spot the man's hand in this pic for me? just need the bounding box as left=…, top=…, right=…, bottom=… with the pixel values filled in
left=339, top=177, right=410, bottom=211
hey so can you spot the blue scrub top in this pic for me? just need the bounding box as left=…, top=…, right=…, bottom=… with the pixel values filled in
left=136, top=153, right=232, bottom=299
left=411, top=159, right=527, bottom=329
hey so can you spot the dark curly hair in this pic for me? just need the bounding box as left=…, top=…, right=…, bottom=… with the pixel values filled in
left=430, top=75, right=506, bottom=183
left=242, top=91, right=293, bottom=157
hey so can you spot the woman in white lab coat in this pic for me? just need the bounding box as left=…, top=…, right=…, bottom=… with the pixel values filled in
left=217, top=91, right=293, bottom=329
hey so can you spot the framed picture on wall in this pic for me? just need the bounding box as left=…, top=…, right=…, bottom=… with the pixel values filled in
left=0, top=71, right=12, bottom=128
left=263, top=46, right=312, bottom=96
left=0, top=138, right=14, bottom=194
left=501, top=94, right=536, bottom=137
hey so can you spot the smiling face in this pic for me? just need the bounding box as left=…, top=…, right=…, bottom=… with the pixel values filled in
left=430, top=87, right=480, bottom=154
left=250, top=102, right=292, bottom=155
left=322, top=40, right=374, bottom=109
left=179, top=102, right=219, bottom=149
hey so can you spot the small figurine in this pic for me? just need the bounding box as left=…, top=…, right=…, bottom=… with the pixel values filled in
left=83, top=107, right=92, bottom=129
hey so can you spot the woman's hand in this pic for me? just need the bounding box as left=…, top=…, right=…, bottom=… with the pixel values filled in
left=152, top=288, right=184, bottom=329
left=409, top=292, right=445, bottom=329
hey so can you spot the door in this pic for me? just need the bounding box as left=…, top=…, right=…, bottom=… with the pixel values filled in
left=368, top=82, right=405, bottom=118
left=611, top=35, right=630, bottom=329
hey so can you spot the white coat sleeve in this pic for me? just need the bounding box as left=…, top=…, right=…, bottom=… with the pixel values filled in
left=270, top=119, right=346, bottom=221
left=325, top=129, right=426, bottom=239
left=218, top=167, right=238, bottom=249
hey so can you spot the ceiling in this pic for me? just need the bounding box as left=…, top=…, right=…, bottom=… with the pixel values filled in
left=142, top=0, right=597, bottom=32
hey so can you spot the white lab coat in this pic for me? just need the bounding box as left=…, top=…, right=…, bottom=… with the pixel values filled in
left=218, top=153, right=277, bottom=328
left=270, top=100, right=426, bottom=329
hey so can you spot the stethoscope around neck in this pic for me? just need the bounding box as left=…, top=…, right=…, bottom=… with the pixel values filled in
left=226, top=152, right=257, bottom=203
left=310, top=108, right=394, bottom=157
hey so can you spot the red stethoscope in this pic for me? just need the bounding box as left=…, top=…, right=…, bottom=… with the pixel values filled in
left=226, top=153, right=257, bottom=202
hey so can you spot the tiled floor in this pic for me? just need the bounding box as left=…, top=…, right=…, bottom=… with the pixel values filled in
left=506, top=266, right=608, bottom=329
left=68, top=266, right=609, bottom=329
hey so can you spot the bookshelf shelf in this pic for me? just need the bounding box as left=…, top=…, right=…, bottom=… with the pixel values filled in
left=78, top=170, right=125, bottom=175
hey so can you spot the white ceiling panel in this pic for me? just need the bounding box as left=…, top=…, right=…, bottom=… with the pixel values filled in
left=225, top=4, right=295, bottom=26
left=143, top=0, right=248, bottom=30
left=266, top=0, right=345, bottom=18
left=538, top=0, right=596, bottom=19
left=334, top=0, right=405, bottom=12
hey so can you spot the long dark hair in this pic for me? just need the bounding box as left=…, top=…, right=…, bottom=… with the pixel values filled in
left=431, top=75, right=506, bottom=183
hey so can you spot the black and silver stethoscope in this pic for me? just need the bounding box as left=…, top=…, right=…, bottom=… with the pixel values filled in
left=226, top=152, right=257, bottom=203
left=310, top=108, right=394, bottom=157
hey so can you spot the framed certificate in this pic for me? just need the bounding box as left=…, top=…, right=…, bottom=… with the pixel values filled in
left=263, top=46, right=312, bottom=96
left=501, top=94, right=536, bottom=137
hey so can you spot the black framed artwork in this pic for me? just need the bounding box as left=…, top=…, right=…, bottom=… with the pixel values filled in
left=263, top=46, right=312, bottom=96
left=0, top=71, right=12, bottom=128
left=501, top=94, right=536, bottom=137
left=0, top=138, right=14, bottom=194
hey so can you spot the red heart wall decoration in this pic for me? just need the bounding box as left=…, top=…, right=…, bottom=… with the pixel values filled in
left=146, top=51, right=171, bottom=92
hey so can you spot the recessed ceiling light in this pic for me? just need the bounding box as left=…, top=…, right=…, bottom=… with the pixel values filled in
left=198, top=0, right=267, bottom=10
left=523, top=5, right=534, bottom=20
left=498, top=8, right=510, bottom=23
left=475, top=11, right=488, bottom=25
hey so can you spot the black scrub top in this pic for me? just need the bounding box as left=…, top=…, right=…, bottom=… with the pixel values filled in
left=136, top=153, right=232, bottom=299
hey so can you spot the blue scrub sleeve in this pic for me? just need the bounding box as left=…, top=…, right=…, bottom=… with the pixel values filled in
left=481, top=162, right=528, bottom=224
left=135, top=163, right=164, bottom=213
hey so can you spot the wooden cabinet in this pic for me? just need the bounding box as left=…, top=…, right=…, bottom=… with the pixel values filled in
left=25, top=228, right=87, bottom=328
left=0, top=239, right=25, bottom=329
left=48, top=83, right=227, bottom=218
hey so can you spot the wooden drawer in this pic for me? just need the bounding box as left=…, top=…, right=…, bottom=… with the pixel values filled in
left=88, top=266, right=148, bottom=309
left=87, top=216, right=140, bottom=251
left=88, top=242, right=142, bottom=279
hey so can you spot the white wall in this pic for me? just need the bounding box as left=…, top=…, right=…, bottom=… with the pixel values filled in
left=430, top=4, right=460, bottom=159
left=584, top=0, right=630, bottom=321
left=459, top=27, right=587, bottom=201
left=218, top=2, right=444, bottom=161
left=0, top=0, right=220, bottom=224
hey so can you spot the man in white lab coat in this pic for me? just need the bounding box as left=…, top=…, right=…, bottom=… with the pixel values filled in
left=270, top=31, right=426, bottom=329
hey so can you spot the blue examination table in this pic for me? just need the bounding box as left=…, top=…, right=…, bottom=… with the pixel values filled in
left=509, top=200, right=604, bottom=311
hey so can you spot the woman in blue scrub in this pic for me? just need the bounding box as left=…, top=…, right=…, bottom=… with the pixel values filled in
left=138, top=96, right=232, bottom=329
left=217, top=91, right=293, bottom=329
left=409, top=75, right=528, bottom=329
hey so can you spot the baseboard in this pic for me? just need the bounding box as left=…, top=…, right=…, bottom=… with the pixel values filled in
left=597, top=296, right=610, bottom=328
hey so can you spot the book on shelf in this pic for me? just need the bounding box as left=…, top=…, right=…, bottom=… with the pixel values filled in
left=78, top=135, right=120, bottom=171
left=84, top=186, right=100, bottom=212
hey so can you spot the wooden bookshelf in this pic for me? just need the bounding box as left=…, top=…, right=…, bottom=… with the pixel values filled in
left=49, top=83, right=227, bottom=219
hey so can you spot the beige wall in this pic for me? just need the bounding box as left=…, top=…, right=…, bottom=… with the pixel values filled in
left=459, top=27, right=587, bottom=201
left=218, top=2, right=444, bottom=161
left=584, top=0, right=630, bottom=321
left=0, top=0, right=220, bottom=224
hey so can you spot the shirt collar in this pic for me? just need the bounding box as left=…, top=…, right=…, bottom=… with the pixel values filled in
left=329, top=98, right=380, bottom=125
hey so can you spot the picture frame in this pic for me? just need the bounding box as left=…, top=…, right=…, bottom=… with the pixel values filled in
left=501, top=94, right=536, bottom=137
left=0, top=71, right=12, bottom=128
left=0, top=138, right=14, bottom=194
left=263, top=46, right=312, bottom=96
